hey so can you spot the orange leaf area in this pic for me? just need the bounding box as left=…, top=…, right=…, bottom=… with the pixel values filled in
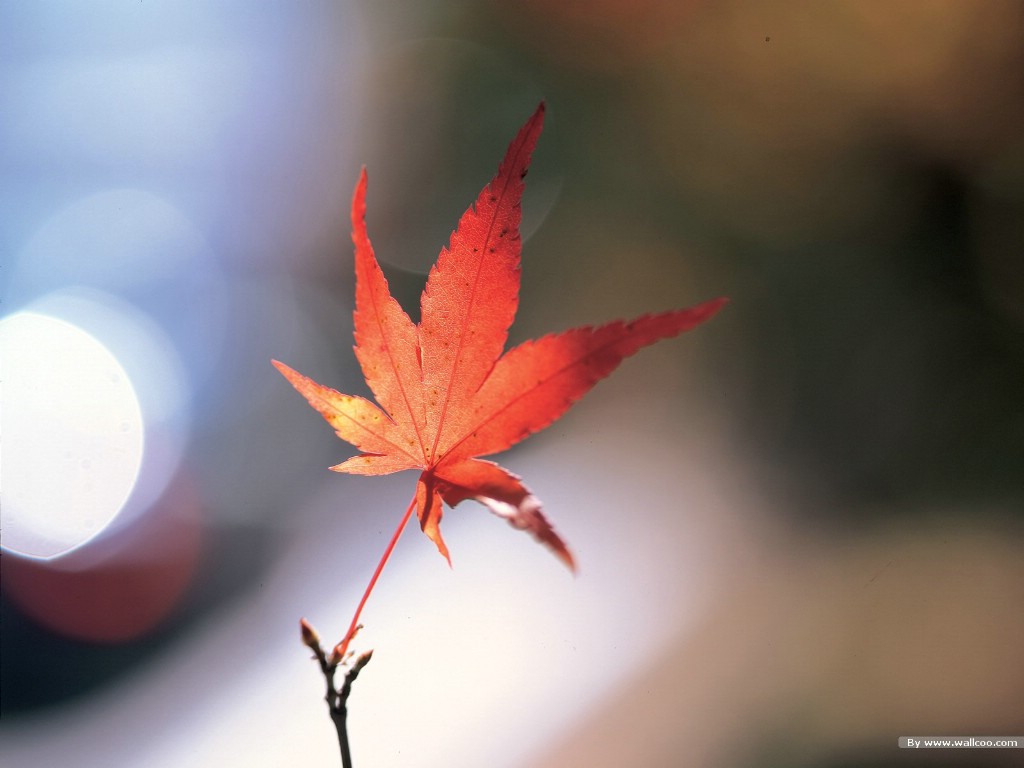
left=274, top=103, right=726, bottom=570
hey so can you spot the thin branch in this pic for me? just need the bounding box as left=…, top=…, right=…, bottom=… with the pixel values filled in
left=330, top=652, right=374, bottom=768
left=302, top=619, right=373, bottom=767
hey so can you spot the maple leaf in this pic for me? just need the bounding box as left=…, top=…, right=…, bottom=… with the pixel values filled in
left=274, top=102, right=726, bottom=573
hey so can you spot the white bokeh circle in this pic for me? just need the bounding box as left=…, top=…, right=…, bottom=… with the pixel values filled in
left=1, top=312, right=145, bottom=559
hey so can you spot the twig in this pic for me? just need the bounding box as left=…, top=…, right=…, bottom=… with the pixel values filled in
left=302, top=619, right=373, bottom=768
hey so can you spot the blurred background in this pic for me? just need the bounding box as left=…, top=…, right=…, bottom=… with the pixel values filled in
left=2, top=2, right=1022, bottom=766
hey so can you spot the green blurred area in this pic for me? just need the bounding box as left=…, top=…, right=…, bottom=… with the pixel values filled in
left=359, top=0, right=1024, bottom=524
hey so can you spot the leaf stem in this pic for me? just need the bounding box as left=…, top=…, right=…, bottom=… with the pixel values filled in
left=333, top=493, right=417, bottom=662
left=302, top=494, right=417, bottom=766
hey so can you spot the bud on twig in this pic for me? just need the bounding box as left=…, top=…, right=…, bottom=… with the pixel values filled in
left=300, top=618, right=321, bottom=650
left=352, top=650, right=373, bottom=673
left=327, top=645, right=344, bottom=668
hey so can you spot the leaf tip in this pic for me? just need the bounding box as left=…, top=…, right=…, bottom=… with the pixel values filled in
left=271, top=358, right=298, bottom=381
left=434, top=532, right=452, bottom=568
left=543, top=530, right=577, bottom=574
left=696, top=296, right=730, bottom=325
left=526, top=100, right=546, bottom=134
left=429, top=530, right=453, bottom=568
left=352, top=167, right=368, bottom=218
left=557, top=546, right=577, bottom=575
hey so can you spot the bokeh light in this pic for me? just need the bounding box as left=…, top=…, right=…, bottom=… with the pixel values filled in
left=21, top=289, right=191, bottom=529
left=8, top=188, right=229, bottom=394
left=2, top=470, right=203, bottom=643
left=0, top=312, right=144, bottom=560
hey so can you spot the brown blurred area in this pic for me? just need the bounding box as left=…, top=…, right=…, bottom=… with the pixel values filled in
left=356, top=1, right=1024, bottom=765
left=532, top=522, right=1024, bottom=767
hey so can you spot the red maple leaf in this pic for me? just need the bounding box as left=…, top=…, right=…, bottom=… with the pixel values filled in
left=274, top=103, right=725, bottom=578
